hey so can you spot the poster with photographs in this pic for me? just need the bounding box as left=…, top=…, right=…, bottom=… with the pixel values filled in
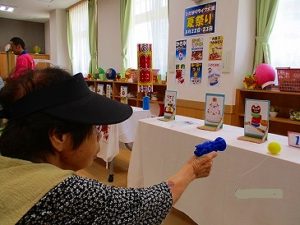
left=204, top=93, right=225, bottom=128
left=190, top=63, right=202, bottom=84
left=176, top=64, right=185, bottom=84
left=191, top=37, right=203, bottom=61
left=176, top=40, right=187, bottom=61
left=244, top=99, right=270, bottom=139
left=120, top=86, right=128, bottom=104
left=207, top=62, right=222, bottom=86
left=208, top=36, right=223, bottom=61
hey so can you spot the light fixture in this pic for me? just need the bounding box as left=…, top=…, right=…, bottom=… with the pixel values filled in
left=0, top=5, right=14, bottom=12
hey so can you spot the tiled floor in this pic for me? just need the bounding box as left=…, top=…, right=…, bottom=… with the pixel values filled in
left=76, top=147, right=197, bottom=225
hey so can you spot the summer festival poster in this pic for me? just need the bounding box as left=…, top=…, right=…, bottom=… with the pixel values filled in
left=184, top=2, right=216, bottom=36
left=175, top=40, right=187, bottom=84
left=190, top=63, right=202, bottom=85
left=191, top=37, right=203, bottom=61
left=208, top=36, right=223, bottom=61
left=207, top=62, right=221, bottom=86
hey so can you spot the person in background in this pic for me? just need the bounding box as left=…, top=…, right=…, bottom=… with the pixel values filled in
left=9, top=37, right=35, bottom=79
left=0, top=67, right=217, bottom=225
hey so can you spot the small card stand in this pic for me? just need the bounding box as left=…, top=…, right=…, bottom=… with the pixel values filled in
left=198, top=119, right=223, bottom=131
left=158, top=117, right=174, bottom=122
left=238, top=128, right=268, bottom=144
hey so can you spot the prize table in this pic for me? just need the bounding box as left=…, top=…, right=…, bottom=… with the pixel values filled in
left=128, top=115, right=300, bottom=225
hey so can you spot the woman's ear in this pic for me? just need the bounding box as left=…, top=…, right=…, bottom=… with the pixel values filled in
left=49, top=129, right=71, bottom=153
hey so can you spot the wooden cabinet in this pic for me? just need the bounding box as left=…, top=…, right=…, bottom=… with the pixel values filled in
left=86, top=80, right=166, bottom=108
left=234, top=88, right=300, bottom=136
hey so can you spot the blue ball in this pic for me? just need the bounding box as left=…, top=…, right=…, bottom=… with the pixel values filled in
left=105, top=68, right=116, bottom=80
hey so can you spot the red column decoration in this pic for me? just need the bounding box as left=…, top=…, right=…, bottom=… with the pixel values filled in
left=137, top=43, right=153, bottom=92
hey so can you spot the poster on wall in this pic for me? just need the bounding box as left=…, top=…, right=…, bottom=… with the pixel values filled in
left=175, top=40, right=187, bottom=85
left=191, top=37, right=203, bottom=61
left=207, top=62, right=222, bottom=86
left=184, top=2, right=216, bottom=36
left=176, top=40, right=187, bottom=61
left=190, top=63, right=202, bottom=84
left=175, top=64, right=185, bottom=84
left=208, top=35, right=223, bottom=61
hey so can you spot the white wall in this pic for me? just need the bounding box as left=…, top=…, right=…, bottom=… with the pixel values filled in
left=168, top=0, right=255, bottom=105
left=98, top=0, right=122, bottom=72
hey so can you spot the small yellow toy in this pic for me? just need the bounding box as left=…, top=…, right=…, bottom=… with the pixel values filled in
left=268, top=141, right=281, bottom=155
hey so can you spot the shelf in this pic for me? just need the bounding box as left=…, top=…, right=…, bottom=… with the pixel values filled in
left=238, top=88, right=300, bottom=96
left=238, top=114, right=300, bottom=125
left=235, top=89, right=300, bottom=135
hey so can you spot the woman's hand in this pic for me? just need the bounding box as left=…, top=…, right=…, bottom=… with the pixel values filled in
left=188, top=151, right=217, bottom=178
left=167, top=151, right=218, bottom=204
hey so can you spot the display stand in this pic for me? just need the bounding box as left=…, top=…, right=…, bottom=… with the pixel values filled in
left=198, top=118, right=223, bottom=131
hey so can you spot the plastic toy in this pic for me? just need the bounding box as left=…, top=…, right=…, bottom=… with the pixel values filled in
left=194, top=137, right=227, bottom=157
left=268, top=141, right=281, bottom=155
left=255, top=63, right=276, bottom=89
left=105, top=68, right=117, bottom=80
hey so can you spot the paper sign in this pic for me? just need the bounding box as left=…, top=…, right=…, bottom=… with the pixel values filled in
left=161, top=90, right=177, bottom=121
left=288, top=131, right=300, bottom=148
left=97, top=84, right=104, bottom=95
left=244, top=99, right=270, bottom=139
left=204, top=93, right=225, bottom=128
left=106, top=84, right=112, bottom=99
left=120, top=86, right=128, bottom=104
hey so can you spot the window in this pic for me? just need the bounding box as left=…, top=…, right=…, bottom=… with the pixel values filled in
left=69, top=1, right=90, bottom=75
left=269, top=0, right=300, bottom=69
left=127, top=0, right=168, bottom=78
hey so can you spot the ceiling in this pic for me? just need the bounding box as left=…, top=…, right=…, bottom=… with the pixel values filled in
left=0, top=0, right=80, bottom=23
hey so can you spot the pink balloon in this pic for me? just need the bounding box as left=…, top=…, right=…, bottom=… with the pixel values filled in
left=255, top=63, right=276, bottom=88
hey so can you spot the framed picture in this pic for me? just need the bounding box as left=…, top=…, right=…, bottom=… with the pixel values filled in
left=204, top=93, right=225, bottom=128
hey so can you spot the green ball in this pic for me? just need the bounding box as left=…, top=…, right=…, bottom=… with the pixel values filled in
left=268, top=141, right=281, bottom=155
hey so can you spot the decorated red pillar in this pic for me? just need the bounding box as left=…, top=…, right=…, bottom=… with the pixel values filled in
left=137, top=43, right=153, bottom=92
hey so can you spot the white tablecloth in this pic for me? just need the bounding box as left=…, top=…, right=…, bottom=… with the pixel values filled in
left=128, top=115, right=300, bottom=225
left=97, top=107, right=151, bottom=162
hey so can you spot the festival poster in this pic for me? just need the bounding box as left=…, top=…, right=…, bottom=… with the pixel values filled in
left=184, top=2, right=216, bottom=36
left=190, top=63, right=202, bottom=84
left=207, top=62, right=222, bottom=86
left=204, top=93, right=225, bottom=128
left=120, top=86, right=128, bottom=104
left=97, top=84, right=104, bottom=95
left=176, top=40, right=187, bottom=61
left=244, top=99, right=270, bottom=139
left=176, top=64, right=185, bottom=84
left=191, top=37, right=203, bottom=61
left=162, top=90, right=177, bottom=120
left=208, top=36, right=223, bottom=61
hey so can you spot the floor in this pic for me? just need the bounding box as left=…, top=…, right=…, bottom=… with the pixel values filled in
left=76, top=147, right=197, bottom=225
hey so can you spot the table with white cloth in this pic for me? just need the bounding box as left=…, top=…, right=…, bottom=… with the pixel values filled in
left=128, top=115, right=300, bottom=225
left=97, top=106, right=151, bottom=181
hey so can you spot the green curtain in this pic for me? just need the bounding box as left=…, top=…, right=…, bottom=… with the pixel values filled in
left=66, top=10, right=73, bottom=73
left=88, top=0, right=98, bottom=75
left=253, top=0, right=279, bottom=70
left=120, top=0, right=132, bottom=76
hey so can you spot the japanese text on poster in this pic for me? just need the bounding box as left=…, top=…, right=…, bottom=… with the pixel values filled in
left=184, top=2, right=216, bottom=36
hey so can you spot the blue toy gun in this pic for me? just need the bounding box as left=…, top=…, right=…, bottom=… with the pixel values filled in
left=194, top=137, right=227, bottom=157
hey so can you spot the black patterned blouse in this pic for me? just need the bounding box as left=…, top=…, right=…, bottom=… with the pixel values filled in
left=16, top=175, right=173, bottom=225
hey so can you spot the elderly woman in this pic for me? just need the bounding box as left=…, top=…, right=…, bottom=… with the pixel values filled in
left=0, top=68, right=217, bottom=225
